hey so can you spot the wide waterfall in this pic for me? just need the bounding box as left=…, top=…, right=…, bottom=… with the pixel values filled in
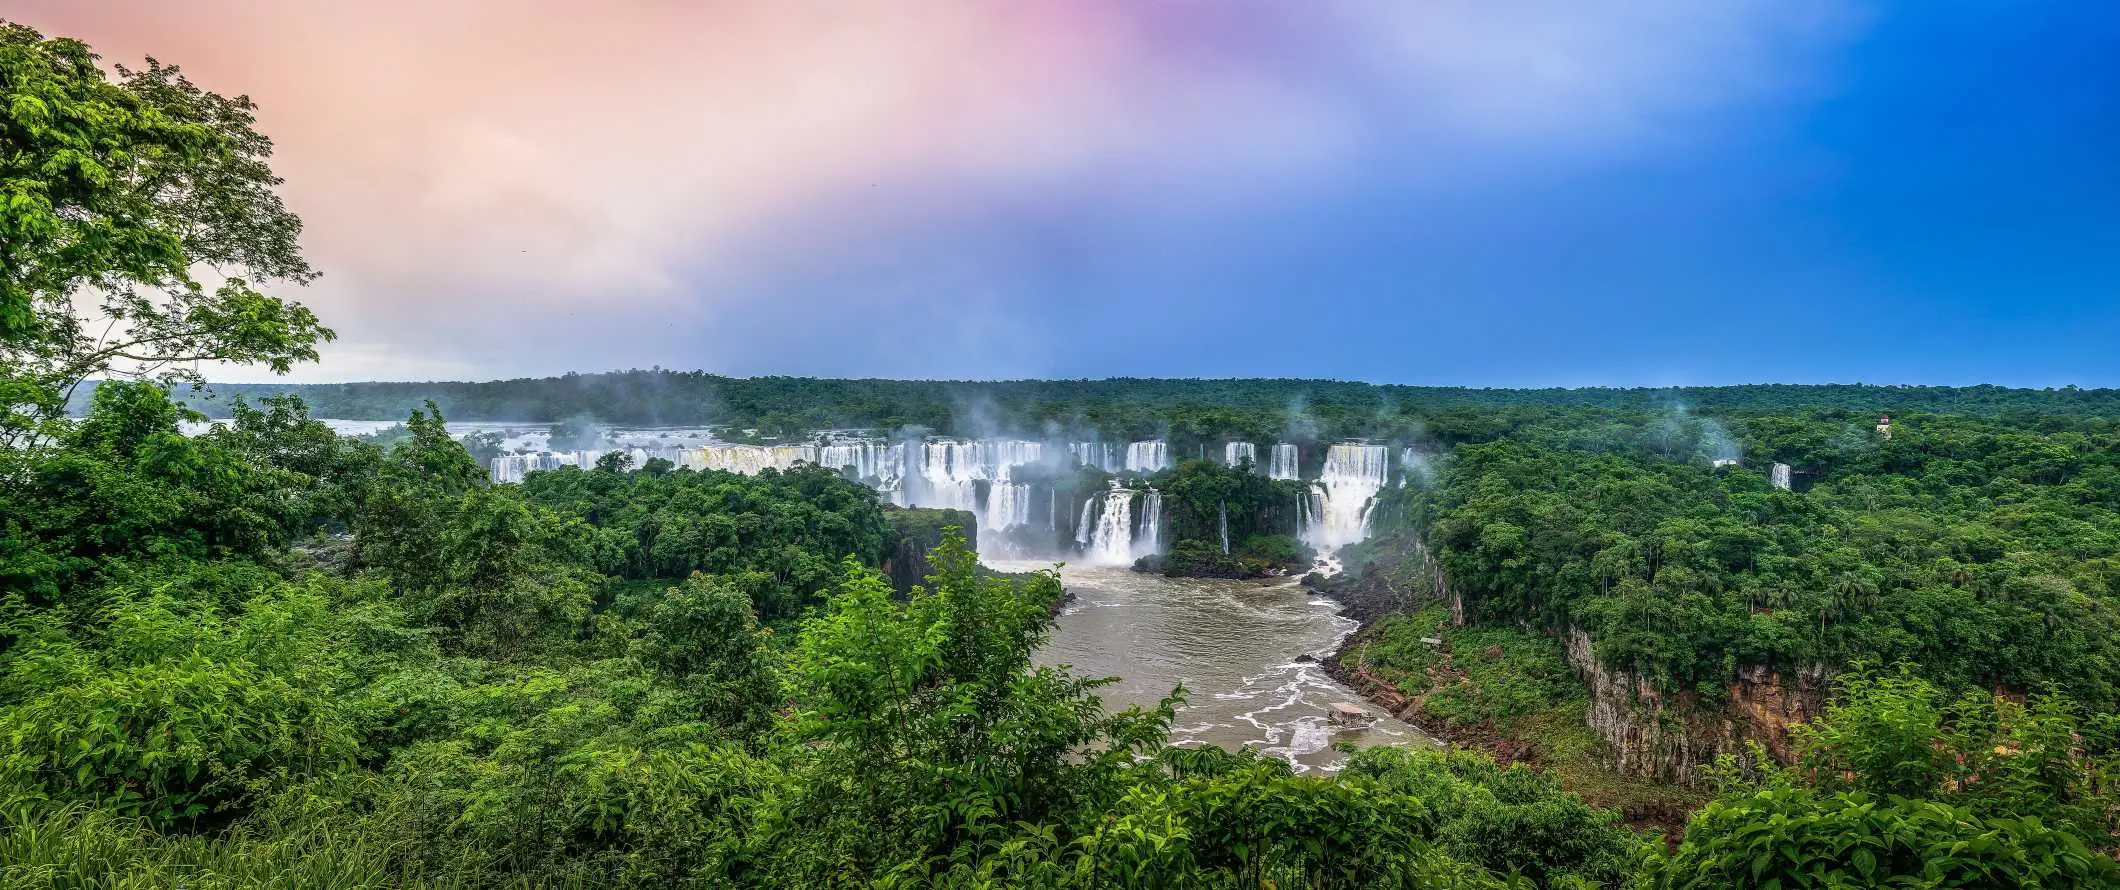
left=1269, top=443, right=1300, bottom=480
left=1306, top=444, right=1390, bottom=551
left=1772, top=462, right=1793, bottom=491
left=491, top=434, right=1193, bottom=561
left=819, top=440, right=907, bottom=490
left=1224, top=442, right=1257, bottom=469
left=1125, top=440, right=1169, bottom=473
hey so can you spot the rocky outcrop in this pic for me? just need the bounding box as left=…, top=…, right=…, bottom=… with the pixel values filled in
left=1322, top=533, right=1834, bottom=783
left=882, top=507, right=978, bottom=594
left=1566, top=628, right=1832, bottom=780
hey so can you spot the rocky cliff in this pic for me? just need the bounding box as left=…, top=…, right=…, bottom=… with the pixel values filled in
left=1324, top=535, right=1832, bottom=783
left=882, top=507, right=978, bottom=594
left=1565, top=627, right=1832, bottom=780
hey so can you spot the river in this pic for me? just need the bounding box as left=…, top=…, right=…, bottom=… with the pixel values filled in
left=988, top=561, right=1435, bottom=773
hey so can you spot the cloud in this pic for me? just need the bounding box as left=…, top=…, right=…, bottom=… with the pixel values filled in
left=12, top=1, right=1865, bottom=380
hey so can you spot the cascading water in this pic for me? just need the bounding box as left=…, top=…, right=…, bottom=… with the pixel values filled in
left=983, top=465, right=1035, bottom=532
left=1772, top=462, right=1792, bottom=491
left=1086, top=483, right=1137, bottom=565
left=1125, top=440, right=1169, bottom=473
left=1269, top=443, right=1300, bottom=480
left=494, top=433, right=1103, bottom=558
left=1070, top=442, right=1121, bottom=473
left=1306, top=444, right=1390, bottom=551
left=1218, top=501, right=1230, bottom=554
left=1075, top=498, right=1097, bottom=548
left=1137, top=488, right=1162, bottom=557
left=914, top=440, right=982, bottom=512
left=1224, top=442, right=1257, bottom=469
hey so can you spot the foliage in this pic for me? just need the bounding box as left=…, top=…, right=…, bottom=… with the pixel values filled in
left=515, top=460, right=891, bottom=622
left=1388, top=417, right=2120, bottom=707
left=1, top=21, right=327, bottom=445
left=1661, top=666, right=2120, bottom=887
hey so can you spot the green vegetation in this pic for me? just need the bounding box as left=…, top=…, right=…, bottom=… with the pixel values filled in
left=1346, top=607, right=1706, bottom=823
left=1371, top=410, right=2120, bottom=707
left=2, top=21, right=327, bottom=449
left=6, top=21, right=2120, bottom=889
left=1142, top=458, right=1311, bottom=578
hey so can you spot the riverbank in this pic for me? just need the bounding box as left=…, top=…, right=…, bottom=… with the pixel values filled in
left=1310, top=572, right=1707, bottom=836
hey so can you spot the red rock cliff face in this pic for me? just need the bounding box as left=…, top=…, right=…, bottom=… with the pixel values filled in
left=1564, top=628, right=1831, bottom=781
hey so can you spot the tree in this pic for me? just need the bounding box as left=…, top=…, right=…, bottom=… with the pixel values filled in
left=1, top=22, right=327, bottom=445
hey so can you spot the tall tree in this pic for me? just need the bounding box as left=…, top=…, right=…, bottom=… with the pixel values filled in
left=0, top=21, right=327, bottom=445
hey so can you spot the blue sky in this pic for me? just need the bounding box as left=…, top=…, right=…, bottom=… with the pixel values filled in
left=27, top=0, right=2120, bottom=385
left=686, top=1, right=2118, bottom=387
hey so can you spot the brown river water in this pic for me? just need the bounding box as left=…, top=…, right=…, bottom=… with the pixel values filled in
left=987, top=561, right=1437, bottom=773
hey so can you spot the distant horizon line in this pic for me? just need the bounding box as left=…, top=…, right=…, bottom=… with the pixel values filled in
left=182, top=374, right=2116, bottom=393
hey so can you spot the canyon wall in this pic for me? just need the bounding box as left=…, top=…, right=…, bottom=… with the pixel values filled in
left=1564, top=629, right=1832, bottom=780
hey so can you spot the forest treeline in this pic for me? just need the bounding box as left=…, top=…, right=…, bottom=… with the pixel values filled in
left=179, top=371, right=2120, bottom=439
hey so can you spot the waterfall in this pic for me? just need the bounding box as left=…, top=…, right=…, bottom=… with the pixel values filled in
left=1075, top=497, right=1097, bottom=548
left=1269, top=443, right=1300, bottom=480
left=912, top=440, right=982, bottom=512
left=686, top=443, right=818, bottom=475
left=1218, top=501, right=1230, bottom=555
left=1085, top=483, right=1136, bottom=565
left=983, top=465, right=1034, bottom=532
left=1224, top=441, right=1257, bottom=469
left=1124, top=440, right=1168, bottom=473
left=1772, top=462, right=1792, bottom=491
left=1137, top=488, right=1162, bottom=557
left=1306, top=444, right=1390, bottom=551
left=1070, top=442, right=1121, bottom=473
left=818, top=439, right=905, bottom=491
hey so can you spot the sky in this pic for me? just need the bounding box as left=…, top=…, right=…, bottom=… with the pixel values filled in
left=13, top=1, right=2120, bottom=386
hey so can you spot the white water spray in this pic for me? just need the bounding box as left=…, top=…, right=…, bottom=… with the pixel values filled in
left=1306, top=444, right=1390, bottom=551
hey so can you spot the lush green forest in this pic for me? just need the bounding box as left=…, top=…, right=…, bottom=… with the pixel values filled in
left=181, top=371, right=2120, bottom=440
left=1360, top=409, right=2120, bottom=705
left=8, top=19, right=2120, bottom=888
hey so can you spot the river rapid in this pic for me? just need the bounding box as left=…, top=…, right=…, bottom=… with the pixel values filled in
left=987, top=561, right=1436, bottom=773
